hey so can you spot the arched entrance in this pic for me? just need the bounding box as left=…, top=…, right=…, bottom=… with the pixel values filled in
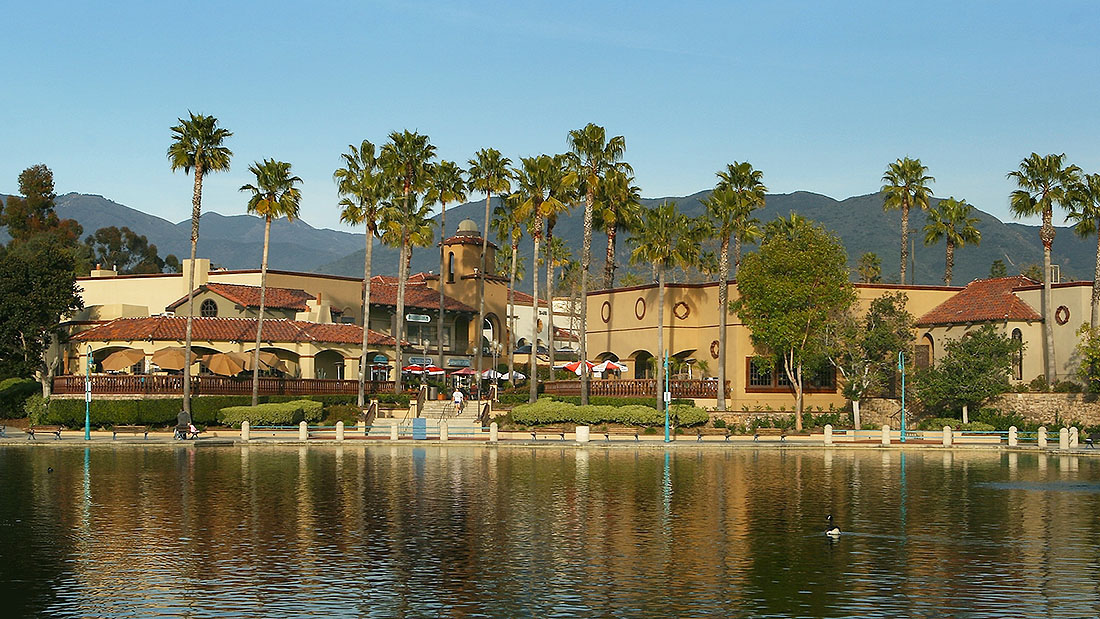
left=315, top=349, right=346, bottom=380
left=631, top=350, right=655, bottom=379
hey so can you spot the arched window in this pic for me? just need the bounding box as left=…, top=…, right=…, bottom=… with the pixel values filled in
left=447, top=252, right=455, bottom=283
left=200, top=299, right=218, bottom=318
left=1012, top=329, right=1023, bottom=380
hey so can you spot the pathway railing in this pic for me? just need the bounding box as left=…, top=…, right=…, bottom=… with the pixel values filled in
left=53, top=374, right=395, bottom=397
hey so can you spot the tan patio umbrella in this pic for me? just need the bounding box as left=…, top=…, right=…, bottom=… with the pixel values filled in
left=151, top=347, right=189, bottom=370
left=100, top=348, right=146, bottom=371
left=204, top=352, right=250, bottom=376
left=254, top=351, right=283, bottom=370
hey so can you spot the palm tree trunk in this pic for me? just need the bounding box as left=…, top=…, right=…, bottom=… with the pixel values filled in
left=899, top=200, right=910, bottom=285
left=182, top=163, right=204, bottom=416
left=529, top=215, right=543, bottom=404
left=251, top=217, right=271, bottom=406
left=1092, top=219, right=1100, bottom=329
left=656, top=264, right=665, bottom=412
left=733, top=236, right=742, bottom=277
left=507, top=236, right=518, bottom=388
left=717, top=237, right=730, bottom=411
left=357, top=225, right=374, bottom=408
left=546, top=223, right=556, bottom=372
left=437, top=203, right=447, bottom=368
left=580, top=188, right=594, bottom=405
left=944, top=239, right=955, bottom=286
left=1041, top=213, right=1056, bottom=384
left=604, top=224, right=617, bottom=289
left=395, top=239, right=409, bottom=394
left=476, top=193, right=491, bottom=382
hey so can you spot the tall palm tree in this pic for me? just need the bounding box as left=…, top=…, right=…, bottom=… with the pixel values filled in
left=568, top=123, right=631, bottom=405
left=541, top=155, right=575, bottom=371
left=882, top=157, right=934, bottom=285
left=167, top=112, right=232, bottom=416
left=1067, top=173, right=1100, bottom=328
left=515, top=155, right=574, bottom=403
left=703, top=161, right=767, bottom=411
left=923, top=197, right=981, bottom=286
left=334, top=140, right=386, bottom=407
left=594, top=168, right=642, bottom=289
left=240, top=159, right=303, bottom=406
left=492, top=192, right=525, bottom=386
left=1010, top=153, right=1083, bottom=384
left=467, top=149, right=512, bottom=381
left=425, top=161, right=468, bottom=367
left=629, top=202, right=700, bottom=411
left=381, top=130, right=437, bottom=394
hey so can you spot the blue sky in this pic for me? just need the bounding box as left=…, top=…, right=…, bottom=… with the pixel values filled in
left=3, top=1, right=1098, bottom=231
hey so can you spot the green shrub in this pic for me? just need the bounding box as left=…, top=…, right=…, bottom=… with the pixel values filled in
left=916, top=417, right=997, bottom=432
left=1052, top=380, right=1083, bottom=393
left=669, top=404, right=708, bottom=427
left=509, top=398, right=707, bottom=427
left=24, top=394, right=47, bottom=426
left=713, top=418, right=726, bottom=429
left=321, top=404, right=360, bottom=427
left=1028, top=375, right=1049, bottom=392
left=0, top=378, right=38, bottom=419
left=218, top=399, right=322, bottom=427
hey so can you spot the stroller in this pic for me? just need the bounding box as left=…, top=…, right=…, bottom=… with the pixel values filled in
left=173, top=411, right=200, bottom=440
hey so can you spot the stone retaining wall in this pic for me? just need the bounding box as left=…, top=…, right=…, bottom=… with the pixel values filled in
left=988, top=392, right=1100, bottom=427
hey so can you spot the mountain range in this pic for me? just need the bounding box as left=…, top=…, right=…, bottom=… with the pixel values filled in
left=2, top=190, right=1095, bottom=287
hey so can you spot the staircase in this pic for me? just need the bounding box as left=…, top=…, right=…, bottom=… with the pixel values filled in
left=358, top=399, right=488, bottom=438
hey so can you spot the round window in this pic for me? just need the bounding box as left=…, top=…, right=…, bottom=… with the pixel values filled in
left=200, top=299, right=218, bottom=318
left=1055, top=305, right=1070, bottom=325
left=635, top=298, right=646, bottom=320
left=601, top=301, right=611, bottom=323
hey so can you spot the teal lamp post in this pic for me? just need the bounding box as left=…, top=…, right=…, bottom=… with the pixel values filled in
left=898, top=351, right=906, bottom=443
left=663, top=352, right=671, bottom=443
left=84, top=344, right=92, bottom=440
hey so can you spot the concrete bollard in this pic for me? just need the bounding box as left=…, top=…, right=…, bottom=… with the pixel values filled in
left=336, top=421, right=344, bottom=442
left=942, top=426, right=952, bottom=447
left=1070, top=427, right=1079, bottom=448
left=390, top=421, right=399, bottom=442
left=881, top=424, right=891, bottom=446
left=358, top=419, right=366, bottom=436
left=241, top=420, right=250, bottom=442
left=576, top=425, right=590, bottom=444
left=1059, top=427, right=1069, bottom=450
left=490, top=421, right=499, bottom=443
left=440, top=421, right=449, bottom=442
left=299, top=421, right=308, bottom=442
left=1038, top=426, right=1047, bottom=449
left=824, top=424, right=833, bottom=446
left=1008, top=425, right=1018, bottom=447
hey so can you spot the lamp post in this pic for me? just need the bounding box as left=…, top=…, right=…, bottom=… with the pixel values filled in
left=898, top=350, right=906, bottom=443
left=84, top=344, right=92, bottom=440
left=663, top=351, right=671, bottom=443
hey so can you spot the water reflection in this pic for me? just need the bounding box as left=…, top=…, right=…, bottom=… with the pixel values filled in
left=0, top=445, right=1099, bottom=617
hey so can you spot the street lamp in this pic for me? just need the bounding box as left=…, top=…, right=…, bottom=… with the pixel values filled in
left=898, top=351, right=907, bottom=443
left=84, top=344, right=92, bottom=440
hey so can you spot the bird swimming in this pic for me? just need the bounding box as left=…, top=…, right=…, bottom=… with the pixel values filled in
left=825, top=515, right=840, bottom=537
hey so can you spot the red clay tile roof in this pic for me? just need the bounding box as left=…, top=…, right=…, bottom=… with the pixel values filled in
left=554, top=327, right=579, bottom=342
left=166, top=283, right=315, bottom=312
left=71, top=316, right=399, bottom=346
left=369, top=273, right=432, bottom=286
left=368, top=281, right=477, bottom=313
left=511, top=290, right=548, bottom=306
left=916, top=276, right=1041, bottom=326
left=443, top=234, right=498, bottom=250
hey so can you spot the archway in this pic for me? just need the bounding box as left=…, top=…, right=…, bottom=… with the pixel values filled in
left=247, top=347, right=301, bottom=378
left=315, top=349, right=346, bottom=380
left=365, top=351, right=393, bottom=381
left=631, top=350, right=655, bottom=379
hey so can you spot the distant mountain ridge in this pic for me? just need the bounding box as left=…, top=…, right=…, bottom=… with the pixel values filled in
left=2, top=190, right=1095, bottom=287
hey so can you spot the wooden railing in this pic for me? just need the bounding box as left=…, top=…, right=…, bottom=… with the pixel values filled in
left=542, top=379, right=730, bottom=399
left=52, top=375, right=395, bottom=397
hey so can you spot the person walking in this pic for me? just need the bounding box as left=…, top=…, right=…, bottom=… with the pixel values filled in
left=452, top=388, right=465, bottom=415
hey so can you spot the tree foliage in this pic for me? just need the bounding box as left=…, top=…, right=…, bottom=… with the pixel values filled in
left=857, top=252, right=882, bottom=283
left=0, top=165, right=83, bottom=247
left=85, top=226, right=176, bottom=274
left=1074, top=325, right=1100, bottom=393
left=821, top=292, right=914, bottom=402
left=913, top=324, right=1021, bottom=416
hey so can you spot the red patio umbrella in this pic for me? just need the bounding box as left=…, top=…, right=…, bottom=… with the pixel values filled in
left=422, top=365, right=446, bottom=376
left=402, top=364, right=425, bottom=374
left=563, top=360, right=595, bottom=376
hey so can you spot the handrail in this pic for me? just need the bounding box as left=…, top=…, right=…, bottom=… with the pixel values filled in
left=416, top=384, right=428, bottom=418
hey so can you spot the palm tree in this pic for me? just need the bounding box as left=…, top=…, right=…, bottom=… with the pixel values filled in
left=167, top=112, right=232, bottom=416
left=239, top=159, right=303, bottom=405
left=540, top=155, right=575, bottom=371
left=923, top=197, right=981, bottom=286
left=1067, top=173, right=1100, bottom=328
left=594, top=168, right=642, bottom=288
left=425, top=161, right=468, bottom=367
left=381, top=130, right=437, bottom=394
left=629, top=202, right=700, bottom=411
left=882, top=157, right=934, bottom=285
left=467, top=149, right=512, bottom=381
left=334, top=140, right=386, bottom=407
left=492, top=192, right=525, bottom=386
left=1009, top=153, right=1082, bottom=384
left=568, top=123, right=631, bottom=405
left=703, top=161, right=767, bottom=411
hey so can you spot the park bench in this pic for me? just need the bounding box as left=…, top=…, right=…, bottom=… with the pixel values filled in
left=112, top=425, right=149, bottom=440
left=603, top=427, right=641, bottom=442
left=0, top=424, right=6, bottom=438
left=697, top=428, right=733, bottom=442
left=28, top=425, right=63, bottom=440
left=1086, top=433, right=1098, bottom=449
left=753, top=427, right=787, bottom=442
left=529, top=426, right=568, bottom=441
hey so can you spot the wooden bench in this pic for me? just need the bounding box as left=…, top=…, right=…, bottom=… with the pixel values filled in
left=753, top=427, right=787, bottom=442
left=28, top=425, right=63, bottom=440
left=112, top=425, right=149, bottom=439
left=697, top=428, right=733, bottom=442
left=529, top=426, right=568, bottom=441
left=603, top=427, right=641, bottom=442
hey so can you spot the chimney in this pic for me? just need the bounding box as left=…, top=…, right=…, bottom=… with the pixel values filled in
left=90, top=263, right=118, bottom=278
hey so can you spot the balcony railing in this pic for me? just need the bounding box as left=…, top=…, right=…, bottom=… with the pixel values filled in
left=542, top=379, right=730, bottom=399
left=52, top=375, right=395, bottom=397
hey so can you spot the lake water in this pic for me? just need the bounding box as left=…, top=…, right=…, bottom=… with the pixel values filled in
left=1, top=444, right=1099, bottom=618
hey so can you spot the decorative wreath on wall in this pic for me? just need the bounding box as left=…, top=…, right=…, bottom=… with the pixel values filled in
left=673, top=301, right=690, bottom=320
left=635, top=298, right=646, bottom=320
left=1055, top=305, right=1070, bottom=325
left=601, top=300, right=611, bottom=323
left=710, top=340, right=720, bottom=359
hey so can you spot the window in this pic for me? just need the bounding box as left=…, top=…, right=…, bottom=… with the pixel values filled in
left=746, top=357, right=837, bottom=393
left=447, top=252, right=455, bottom=283
left=200, top=299, right=218, bottom=318
left=1012, top=329, right=1023, bottom=380
left=749, top=358, right=773, bottom=387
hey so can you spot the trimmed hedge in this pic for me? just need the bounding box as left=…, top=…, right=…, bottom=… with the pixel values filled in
left=511, top=397, right=709, bottom=427
left=218, top=400, right=324, bottom=427
left=1, top=378, right=39, bottom=419
left=498, top=393, right=693, bottom=409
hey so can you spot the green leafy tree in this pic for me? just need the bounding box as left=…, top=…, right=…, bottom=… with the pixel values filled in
left=629, top=202, right=702, bottom=411
left=1009, top=152, right=1082, bottom=383
left=704, top=161, right=766, bottom=411
left=1073, top=325, right=1100, bottom=393
left=594, top=168, right=642, bottom=288
left=734, top=221, right=856, bottom=429
left=468, top=148, right=512, bottom=379
left=240, top=159, right=303, bottom=405
left=990, top=259, right=1007, bottom=278
left=426, top=160, right=468, bottom=367
left=1066, top=173, right=1100, bottom=327
left=167, top=112, right=233, bottom=415
left=334, top=139, right=386, bottom=407
left=882, top=157, right=934, bottom=285
left=923, top=197, right=981, bottom=286
left=568, top=123, right=631, bottom=405
left=85, top=226, right=175, bottom=274
left=913, top=324, right=1021, bottom=416
left=821, top=292, right=914, bottom=426
left=1, top=165, right=83, bottom=248
left=857, top=252, right=882, bottom=283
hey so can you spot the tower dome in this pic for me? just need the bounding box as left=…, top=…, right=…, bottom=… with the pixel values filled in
left=456, top=219, right=479, bottom=236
